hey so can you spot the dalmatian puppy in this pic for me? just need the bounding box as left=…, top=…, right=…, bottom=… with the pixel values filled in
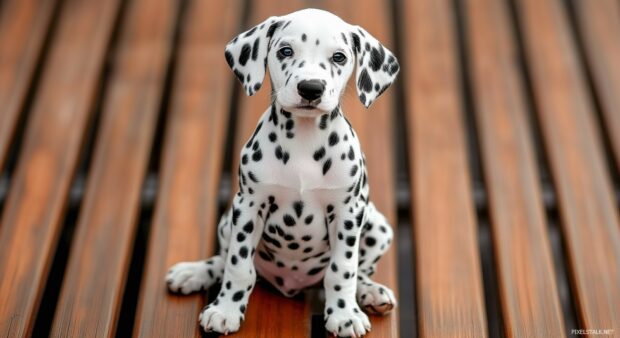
left=166, top=8, right=399, bottom=337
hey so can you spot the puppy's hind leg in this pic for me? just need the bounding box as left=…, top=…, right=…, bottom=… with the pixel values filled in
left=166, top=209, right=233, bottom=294
left=356, top=202, right=397, bottom=315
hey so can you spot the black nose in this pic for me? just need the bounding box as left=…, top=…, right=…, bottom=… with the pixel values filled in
left=297, top=80, right=325, bottom=101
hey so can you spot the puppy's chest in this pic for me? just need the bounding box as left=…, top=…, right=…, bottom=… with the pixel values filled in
left=240, top=119, right=362, bottom=193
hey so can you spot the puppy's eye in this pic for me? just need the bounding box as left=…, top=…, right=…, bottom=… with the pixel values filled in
left=278, top=47, right=294, bottom=58
left=332, top=52, right=347, bottom=64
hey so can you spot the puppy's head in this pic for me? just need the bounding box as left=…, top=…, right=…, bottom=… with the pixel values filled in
left=224, top=9, right=399, bottom=116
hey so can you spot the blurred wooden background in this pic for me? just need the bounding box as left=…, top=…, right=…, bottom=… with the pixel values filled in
left=0, top=0, right=619, bottom=337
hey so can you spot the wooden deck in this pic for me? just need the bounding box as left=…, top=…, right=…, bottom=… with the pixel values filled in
left=1, top=0, right=619, bottom=337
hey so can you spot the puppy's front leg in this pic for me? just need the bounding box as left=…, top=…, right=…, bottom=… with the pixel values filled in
left=324, top=205, right=371, bottom=337
left=199, top=193, right=263, bottom=334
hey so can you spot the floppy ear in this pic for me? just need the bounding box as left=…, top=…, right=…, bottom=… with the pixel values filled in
left=225, top=17, right=281, bottom=96
left=350, top=26, right=400, bottom=108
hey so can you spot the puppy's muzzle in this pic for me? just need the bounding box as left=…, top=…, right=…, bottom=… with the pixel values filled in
left=297, top=79, right=325, bottom=102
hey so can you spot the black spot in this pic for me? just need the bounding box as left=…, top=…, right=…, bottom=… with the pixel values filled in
left=293, top=201, right=304, bottom=217
left=335, top=285, right=341, bottom=291
left=350, top=165, right=359, bottom=176
left=365, top=237, right=377, bottom=247
left=359, top=93, right=367, bottom=105
left=240, top=305, right=246, bottom=313
left=313, top=147, right=326, bottom=161
left=239, top=246, right=249, bottom=258
left=248, top=171, right=259, bottom=183
left=302, top=235, right=312, bottom=241
left=304, top=215, right=314, bottom=224
left=259, top=251, right=272, bottom=261
left=225, top=50, right=234, bottom=67
left=345, top=236, right=356, bottom=247
left=322, top=159, right=332, bottom=175
left=251, top=38, right=260, bottom=60
left=275, top=276, right=284, bottom=286
left=337, top=299, right=345, bottom=308
left=345, top=251, right=352, bottom=259
left=269, top=132, right=277, bottom=142
left=237, top=232, right=246, bottom=242
left=331, top=263, right=338, bottom=272
left=243, top=221, right=254, bottom=233
left=308, top=267, right=323, bottom=275
left=283, top=214, right=296, bottom=226
left=344, top=220, right=354, bottom=230
left=288, top=242, right=299, bottom=250
left=351, top=33, right=361, bottom=53
left=269, top=105, right=279, bottom=125
left=231, top=255, right=238, bottom=265
left=301, top=33, right=307, bottom=42
left=226, top=281, right=232, bottom=289
left=358, top=69, right=373, bottom=93
left=266, top=21, right=282, bottom=38
left=239, top=43, right=251, bottom=66
left=319, top=114, right=329, bottom=129
left=328, top=132, right=339, bottom=146
left=275, top=145, right=283, bottom=159
left=283, top=152, right=290, bottom=164
left=285, top=119, right=294, bottom=130
left=232, top=291, right=245, bottom=302
left=327, top=307, right=333, bottom=315
left=327, top=205, right=334, bottom=213
left=252, top=150, right=262, bottom=161
left=232, top=208, right=241, bottom=225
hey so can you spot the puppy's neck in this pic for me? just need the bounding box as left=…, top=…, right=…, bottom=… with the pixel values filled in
left=268, top=102, right=344, bottom=143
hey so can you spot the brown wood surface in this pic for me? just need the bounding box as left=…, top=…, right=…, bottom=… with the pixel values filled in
left=574, top=0, right=620, bottom=171
left=516, top=0, right=620, bottom=333
left=132, top=1, right=241, bottom=337
left=0, top=0, right=57, bottom=168
left=0, top=0, right=121, bottom=336
left=49, top=0, right=178, bottom=336
left=401, top=0, right=488, bottom=337
left=465, top=0, right=565, bottom=336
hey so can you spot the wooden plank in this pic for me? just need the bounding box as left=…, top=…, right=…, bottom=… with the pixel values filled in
left=0, top=0, right=57, bottom=169
left=515, top=0, right=620, bottom=333
left=323, top=1, right=399, bottom=336
left=49, top=0, right=178, bottom=336
left=574, top=0, right=620, bottom=171
left=401, top=0, right=488, bottom=336
left=230, top=1, right=312, bottom=336
left=0, top=0, right=121, bottom=336
left=132, top=1, right=241, bottom=337
left=465, top=0, right=565, bottom=336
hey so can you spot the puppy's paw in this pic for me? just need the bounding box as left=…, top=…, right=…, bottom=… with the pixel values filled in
left=325, top=302, right=371, bottom=337
left=166, top=260, right=220, bottom=294
left=199, top=303, right=242, bottom=334
left=357, top=282, right=396, bottom=315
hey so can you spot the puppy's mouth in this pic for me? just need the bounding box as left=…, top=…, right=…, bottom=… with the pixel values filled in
left=297, top=105, right=318, bottom=110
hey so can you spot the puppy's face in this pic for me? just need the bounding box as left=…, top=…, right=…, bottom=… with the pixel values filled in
left=225, top=9, right=399, bottom=116
left=266, top=11, right=354, bottom=116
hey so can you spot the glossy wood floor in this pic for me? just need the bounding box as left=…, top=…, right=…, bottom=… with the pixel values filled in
left=0, top=0, right=619, bottom=337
